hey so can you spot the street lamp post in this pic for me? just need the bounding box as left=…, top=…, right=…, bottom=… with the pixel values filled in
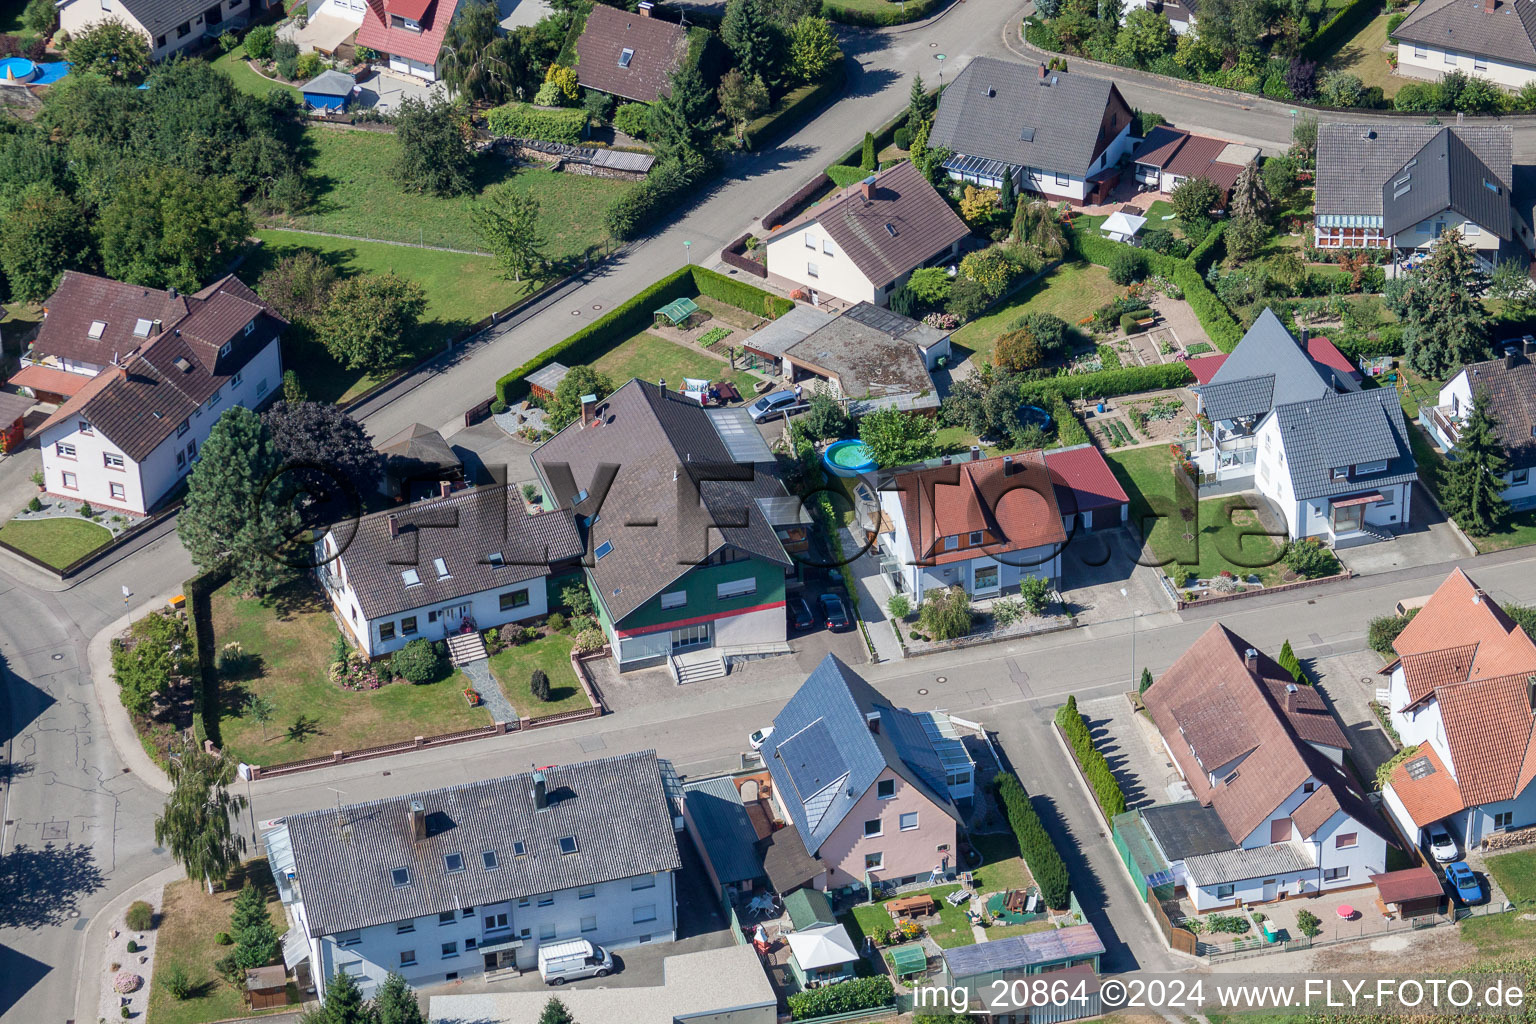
left=684, top=239, right=692, bottom=265
left=1120, top=589, right=1143, bottom=688
left=934, top=53, right=947, bottom=83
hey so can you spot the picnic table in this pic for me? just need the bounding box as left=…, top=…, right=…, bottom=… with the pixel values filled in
left=715, top=380, right=742, bottom=403
left=945, top=888, right=973, bottom=908
left=888, top=894, right=938, bottom=917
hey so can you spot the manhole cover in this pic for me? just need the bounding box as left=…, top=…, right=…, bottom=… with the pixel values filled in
left=570, top=309, right=582, bottom=316
left=67, top=908, right=80, bottom=919
left=918, top=688, right=928, bottom=696
left=592, top=304, right=603, bottom=311
left=935, top=676, right=947, bottom=684
left=52, top=653, right=64, bottom=661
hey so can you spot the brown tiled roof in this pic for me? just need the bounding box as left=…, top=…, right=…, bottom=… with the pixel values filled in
left=330, top=485, right=584, bottom=621
left=1371, top=865, right=1445, bottom=904
left=9, top=363, right=91, bottom=397
left=1144, top=624, right=1385, bottom=846
left=1133, top=125, right=1250, bottom=194
left=767, top=162, right=970, bottom=290
left=1392, top=568, right=1536, bottom=684
left=33, top=271, right=188, bottom=366
left=890, top=451, right=1067, bottom=567
left=36, top=275, right=286, bottom=462
left=1385, top=745, right=1465, bottom=828
left=1400, top=643, right=1481, bottom=705
left=574, top=3, right=689, bottom=103
left=1436, top=675, right=1536, bottom=807
left=1457, top=354, right=1536, bottom=470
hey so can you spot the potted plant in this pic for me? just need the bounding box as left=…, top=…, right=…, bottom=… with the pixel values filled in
left=31, top=470, right=44, bottom=491
left=464, top=688, right=480, bottom=707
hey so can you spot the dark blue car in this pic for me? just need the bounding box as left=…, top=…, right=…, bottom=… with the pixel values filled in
left=1446, top=861, right=1482, bottom=904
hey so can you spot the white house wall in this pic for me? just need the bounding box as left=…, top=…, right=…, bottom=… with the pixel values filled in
left=59, top=0, right=251, bottom=57
left=713, top=603, right=786, bottom=648
left=765, top=221, right=880, bottom=306
left=1396, top=42, right=1536, bottom=90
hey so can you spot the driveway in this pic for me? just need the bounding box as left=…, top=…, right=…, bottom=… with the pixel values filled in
left=1337, top=484, right=1475, bottom=575
left=1077, top=693, right=1188, bottom=809
left=498, top=0, right=550, bottom=30
left=1298, top=646, right=1401, bottom=780
left=1058, top=526, right=1175, bottom=623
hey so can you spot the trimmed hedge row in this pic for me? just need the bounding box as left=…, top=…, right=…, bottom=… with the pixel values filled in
left=995, top=772, right=1071, bottom=910
left=485, top=102, right=588, bottom=144
left=184, top=566, right=232, bottom=747
left=1019, top=362, right=1194, bottom=405
left=743, top=69, right=844, bottom=151
left=1173, top=264, right=1243, bottom=351
left=1052, top=394, right=1089, bottom=447
left=1056, top=695, right=1128, bottom=819
left=788, top=976, right=894, bottom=1020
left=492, top=266, right=788, bottom=406
left=823, top=0, right=942, bottom=26
left=1187, top=220, right=1227, bottom=272
left=1302, top=0, right=1379, bottom=60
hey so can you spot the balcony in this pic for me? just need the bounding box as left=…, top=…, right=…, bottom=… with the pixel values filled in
left=1423, top=405, right=1463, bottom=451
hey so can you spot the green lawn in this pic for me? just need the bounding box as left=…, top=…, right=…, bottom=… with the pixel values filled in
left=276, top=127, right=631, bottom=255
left=462, top=633, right=592, bottom=720
left=209, top=45, right=301, bottom=100
left=147, top=861, right=296, bottom=1024
left=591, top=331, right=763, bottom=399
left=1106, top=445, right=1286, bottom=585
left=1144, top=200, right=1178, bottom=229
left=971, top=833, right=1034, bottom=895
left=244, top=229, right=532, bottom=403
left=951, top=262, right=1121, bottom=362
left=847, top=884, right=976, bottom=950
left=1485, top=849, right=1536, bottom=905
left=211, top=579, right=491, bottom=767
left=1316, top=13, right=1405, bottom=100
left=0, top=517, right=112, bottom=569
left=1459, top=911, right=1536, bottom=956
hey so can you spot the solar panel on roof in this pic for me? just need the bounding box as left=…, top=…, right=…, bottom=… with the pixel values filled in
left=1405, top=755, right=1435, bottom=780
left=778, top=720, right=847, bottom=799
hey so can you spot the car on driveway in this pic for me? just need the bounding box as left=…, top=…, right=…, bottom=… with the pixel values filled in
left=1429, top=829, right=1459, bottom=863
left=1445, top=861, right=1482, bottom=904
left=749, top=390, right=799, bottom=423
left=749, top=727, right=774, bottom=751
left=820, top=591, right=852, bottom=632
left=787, top=595, right=815, bottom=632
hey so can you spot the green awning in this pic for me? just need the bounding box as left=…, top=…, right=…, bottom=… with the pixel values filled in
left=890, top=942, right=928, bottom=976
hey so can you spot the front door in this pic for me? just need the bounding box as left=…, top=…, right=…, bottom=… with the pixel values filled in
left=1262, top=878, right=1278, bottom=901
left=483, top=953, right=497, bottom=971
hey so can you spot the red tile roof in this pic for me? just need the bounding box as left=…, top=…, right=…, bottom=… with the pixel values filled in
left=1185, top=353, right=1227, bottom=384
left=9, top=364, right=92, bottom=397
left=356, top=0, right=458, bottom=67
left=1436, top=675, right=1536, bottom=807
left=1307, top=336, right=1361, bottom=382
left=1045, top=443, right=1129, bottom=515
left=1134, top=125, right=1252, bottom=193
left=1385, top=745, right=1465, bottom=828
left=1393, top=568, right=1536, bottom=699
left=574, top=3, right=689, bottom=103
left=890, top=451, right=1067, bottom=566
left=1371, top=865, right=1445, bottom=904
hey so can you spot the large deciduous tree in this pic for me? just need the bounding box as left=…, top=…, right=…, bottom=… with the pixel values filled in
left=262, top=400, right=381, bottom=491
left=178, top=407, right=298, bottom=596
left=110, top=612, right=192, bottom=718
left=718, top=69, right=770, bottom=137
left=1169, top=175, right=1221, bottom=236
left=256, top=250, right=339, bottom=325
left=97, top=168, right=251, bottom=293
left=788, top=15, right=838, bottom=83
left=391, top=97, right=475, bottom=197
left=470, top=185, right=547, bottom=282
left=312, top=272, right=428, bottom=371
left=65, top=19, right=151, bottom=81
left=1398, top=230, right=1491, bottom=378
left=1441, top=388, right=1511, bottom=536
left=546, top=366, right=615, bottom=431
left=0, top=183, right=86, bottom=302
left=857, top=406, right=937, bottom=467
left=439, top=0, right=523, bottom=105
left=154, top=738, right=246, bottom=893
left=1117, top=8, right=1174, bottom=65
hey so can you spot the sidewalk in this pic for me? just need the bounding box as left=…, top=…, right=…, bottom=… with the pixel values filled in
left=72, top=864, right=182, bottom=1024
left=86, top=591, right=180, bottom=795
left=841, top=525, right=903, bottom=663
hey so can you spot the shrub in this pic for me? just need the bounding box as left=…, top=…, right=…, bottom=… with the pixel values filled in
left=994, top=773, right=1070, bottom=909
left=485, top=102, right=589, bottom=143
left=546, top=612, right=568, bottom=633
left=1108, top=247, right=1149, bottom=285
left=1207, top=913, right=1251, bottom=934
left=1296, top=908, right=1322, bottom=937
left=79, top=502, right=94, bottom=517
left=1119, top=312, right=1149, bottom=334
left=573, top=627, right=606, bottom=652
left=1017, top=363, right=1194, bottom=406
left=612, top=102, right=650, bottom=139
left=893, top=127, right=912, bottom=149
left=215, top=931, right=233, bottom=945
left=125, top=900, right=154, bottom=931
left=1139, top=667, right=1154, bottom=694
left=295, top=51, right=323, bottom=80
left=787, top=976, right=894, bottom=1019
left=1055, top=696, right=1127, bottom=819
left=160, top=963, right=195, bottom=1000
left=886, top=594, right=910, bottom=619
left=391, top=638, right=443, bottom=683
left=991, top=597, right=1025, bottom=627
left=244, top=23, right=276, bottom=60
left=530, top=668, right=550, bottom=702
left=126, top=940, right=139, bottom=953
left=26, top=496, right=41, bottom=512
left=1018, top=575, right=1051, bottom=614
left=561, top=581, right=593, bottom=617
left=1283, top=537, right=1341, bottom=579
left=918, top=586, right=972, bottom=641
left=1367, top=608, right=1418, bottom=653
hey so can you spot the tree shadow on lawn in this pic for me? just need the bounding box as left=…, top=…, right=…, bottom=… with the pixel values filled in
left=255, top=576, right=332, bottom=622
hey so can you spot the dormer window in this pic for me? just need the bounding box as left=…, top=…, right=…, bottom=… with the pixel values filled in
left=619, top=47, right=634, bottom=68
left=1354, top=460, right=1388, bottom=476
left=402, top=569, right=421, bottom=587
left=487, top=552, right=504, bottom=567
left=1332, top=467, right=1349, bottom=481
left=219, top=341, right=233, bottom=358
left=88, top=320, right=107, bottom=339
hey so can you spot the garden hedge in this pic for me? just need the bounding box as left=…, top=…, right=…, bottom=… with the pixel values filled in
left=995, top=772, right=1071, bottom=910
left=823, top=0, right=942, bottom=26
left=1056, top=696, right=1129, bottom=819
left=493, top=267, right=789, bottom=406
left=1187, top=220, right=1227, bottom=272
left=1302, top=0, right=1380, bottom=60
left=787, top=976, right=895, bottom=1019
left=742, top=69, right=844, bottom=151
left=184, top=566, right=232, bottom=747
left=1051, top=394, right=1090, bottom=447
left=1019, top=362, right=1194, bottom=405
left=485, top=103, right=588, bottom=144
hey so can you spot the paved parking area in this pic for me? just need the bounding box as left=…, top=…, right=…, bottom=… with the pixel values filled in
left=1059, top=527, right=1175, bottom=623
left=1077, top=693, right=1189, bottom=809
left=1338, top=484, right=1475, bottom=575
left=1303, top=647, right=1400, bottom=780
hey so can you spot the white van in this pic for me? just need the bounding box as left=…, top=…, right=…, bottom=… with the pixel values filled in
left=537, top=938, right=613, bottom=985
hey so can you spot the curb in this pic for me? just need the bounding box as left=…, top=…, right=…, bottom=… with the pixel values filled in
left=73, top=864, right=183, bottom=1024
left=88, top=593, right=181, bottom=795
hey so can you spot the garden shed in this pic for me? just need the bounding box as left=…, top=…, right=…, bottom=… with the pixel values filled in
left=301, top=69, right=356, bottom=111
left=1370, top=866, right=1445, bottom=920
left=785, top=923, right=859, bottom=986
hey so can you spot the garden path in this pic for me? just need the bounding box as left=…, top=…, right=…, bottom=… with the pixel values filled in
left=460, top=660, right=517, bottom=725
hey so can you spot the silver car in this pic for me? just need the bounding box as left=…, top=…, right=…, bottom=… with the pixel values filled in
left=749, top=390, right=798, bottom=423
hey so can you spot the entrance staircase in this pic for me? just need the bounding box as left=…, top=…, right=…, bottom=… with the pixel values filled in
left=446, top=631, right=488, bottom=666
left=670, top=648, right=727, bottom=684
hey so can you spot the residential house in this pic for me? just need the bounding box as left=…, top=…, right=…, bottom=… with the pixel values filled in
left=1131, top=125, right=1257, bottom=199
left=877, top=450, right=1067, bottom=601
left=1121, top=0, right=1196, bottom=33
left=314, top=484, right=583, bottom=658
left=57, top=0, right=253, bottom=59
left=573, top=2, right=689, bottom=103
left=1141, top=623, right=1394, bottom=910
left=1188, top=308, right=1417, bottom=545
left=1394, top=0, right=1536, bottom=91
left=1422, top=345, right=1536, bottom=507
left=781, top=302, right=950, bottom=414
left=760, top=654, right=969, bottom=892
left=531, top=379, right=798, bottom=674
left=338, top=0, right=462, bottom=80
left=928, top=57, right=1136, bottom=204
left=1378, top=568, right=1536, bottom=849
left=29, top=273, right=284, bottom=516
left=762, top=162, right=969, bottom=308
left=740, top=306, right=835, bottom=379
left=1045, top=443, right=1131, bottom=533
left=1314, top=123, right=1529, bottom=264
left=426, top=945, right=776, bottom=1024
left=267, top=752, right=682, bottom=998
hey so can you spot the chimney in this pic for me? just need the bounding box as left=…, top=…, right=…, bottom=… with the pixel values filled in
left=970, top=445, right=981, bottom=462
left=1474, top=589, right=1484, bottom=604
left=1486, top=0, right=1496, bottom=13
left=1299, top=326, right=1310, bottom=350
left=1003, top=455, right=1014, bottom=475
left=866, top=711, right=881, bottom=734
left=1244, top=647, right=1259, bottom=670
left=439, top=480, right=452, bottom=498
left=1038, top=62, right=1047, bottom=79
left=388, top=514, right=399, bottom=538
left=638, top=0, right=653, bottom=13
left=532, top=769, right=548, bottom=810
left=168, top=286, right=179, bottom=300
left=1524, top=337, right=1536, bottom=356
left=1285, top=683, right=1298, bottom=713
left=580, top=393, right=598, bottom=428
left=1507, top=351, right=1519, bottom=370
left=860, top=175, right=876, bottom=200
left=408, top=800, right=426, bottom=842
left=941, top=455, right=952, bottom=465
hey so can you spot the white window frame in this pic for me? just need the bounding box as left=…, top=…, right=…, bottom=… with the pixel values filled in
left=1323, top=866, right=1350, bottom=881
left=61, top=471, right=78, bottom=489
left=716, top=577, right=756, bottom=600
left=1335, top=832, right=1358, bottom=849
left=1215, top=883, right=1235, bottom=899
left=632, top=874, right=656, bottom=890
left=110, top=482, right=126, bottom=501
left=900, top=811, right=919, bottom=831
left=1354, top=459, right=1388, bottom=475
left=104, top=452, right=124, bottom=469
left=581, top=915, right=597, bottom=933
left=863, top=818, right=882, bottom=838
left=660, top=590, right=686, bottom=610
left=1413, top=44, right=1426, bottom=58
left=1494, top=811, right=1515, bottom=831
left=823, top=238, right=834, bottom=255
left=806, top=262, right=820, bottom=278
left=864, top=852, right=883, bottom=871
left=804, top=231, right=815, bottom=249
left=56, top=442, right=76, bottom=459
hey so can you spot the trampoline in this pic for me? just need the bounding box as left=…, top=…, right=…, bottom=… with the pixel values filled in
left=889, top=942, right=928, bottom=978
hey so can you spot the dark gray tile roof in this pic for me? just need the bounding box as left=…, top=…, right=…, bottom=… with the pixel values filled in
left=329, top=485, right=583, bottom=621
left=284, top=751, right=682, bottom=938
left=1317, top=123, right=1512, bottom=224
left=1380, top=129, right=1512, bottom=240
left=531, top=379, right=792, bottom=623
left=1197, top=375, right=1276, bottom=424
left=762, top=655, right=962, bottom=857
left=119, top=0, right=234, bottom=39
left=682, top=776, right=764, bottom=886
left=1458, top=353, right=1536, bottom=468
left=1395, top=0, right=1536, bottom=70
left=928, top=57, right=1130, bottom=177
left=1273, top=388, right=1417, bottom=501
left=303, top=70, right=356, bottom=96
left=574, top=2, right=689, bottom=103
left=1196, top=308, right=1350, bottom=422
left=1140, top=801, right=1237, bottom=862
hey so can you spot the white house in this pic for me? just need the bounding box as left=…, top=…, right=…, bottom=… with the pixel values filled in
left=928, top=57, right=1137, bottom=205
left=267, top=752, right=682, bottom=998
left=1188, top=309, right=1417, bottom=546
left=763, top=162, right=969, bottom=308
left=1394, top=0, right=1536, bottom=91
left=1422, top=346, right=1536, bottom=507
left=28, top=273, right=283, bottom=517
left=1142, top=624, right=1394, bottom=910
left=1378, top=569, right=1536, bottom=850
left=58, top=0, right=254, bottom=59
left=1121, top=0, right=1196, bottom=34
left=315, top=485, right=584, bottom=658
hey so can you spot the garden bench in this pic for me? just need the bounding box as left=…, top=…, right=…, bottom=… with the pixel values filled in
left=945, top=888, right=973, bottom=908
left=1133, top=314, right=1158, bottom=330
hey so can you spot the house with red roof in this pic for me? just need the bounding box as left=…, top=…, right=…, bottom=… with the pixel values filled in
left=1044, top=443, right=1130, bottom=532
left=1131, top=125, right=1257, bottom=202
left=1379, top=568, right=1536, bottom=851
left=352, top=0, right=461, bottom=80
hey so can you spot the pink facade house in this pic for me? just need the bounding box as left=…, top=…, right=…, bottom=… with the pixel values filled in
left=762, top=655, right=971, bottom=892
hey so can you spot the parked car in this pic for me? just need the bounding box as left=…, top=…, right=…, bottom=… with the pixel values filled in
left=749, top=390, right=798, bottom=423
left=749, top=726, right=774, bottom=751
left=788, top=595, right=815, bottom=632
left=820, top=591, right=852, bottom=632
left=1445, top=861, right=1482, bottom=904
left=538, top=938, right=613, bottom=985
left=1428, top=829, right=1459, bottom=864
